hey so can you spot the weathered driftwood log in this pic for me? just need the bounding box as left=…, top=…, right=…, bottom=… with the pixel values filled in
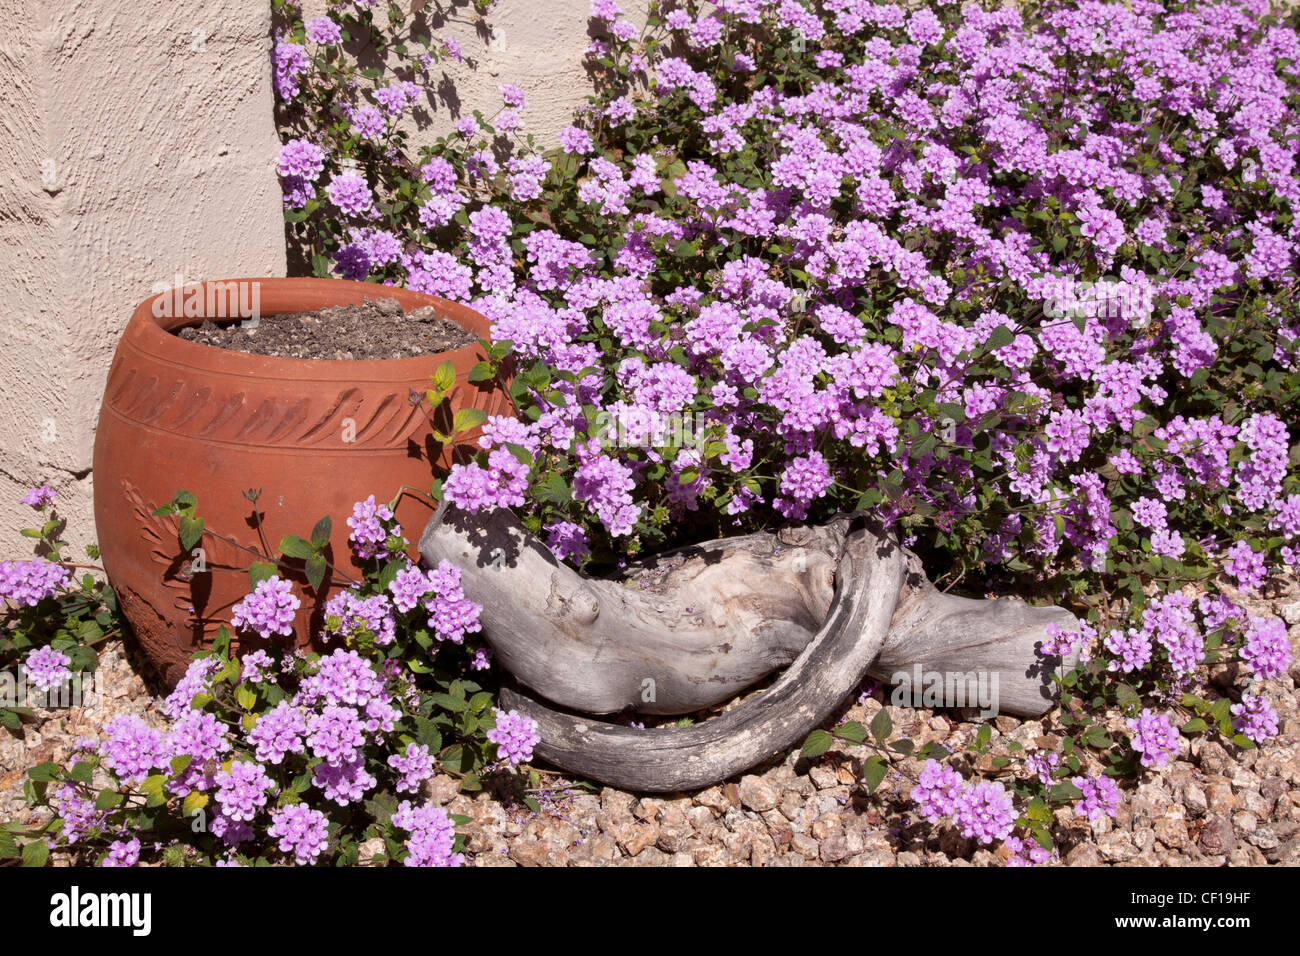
left=419, top=504, right=1079, bottom=792
left=867, top=549, right=1078, bottom=718
left=500, top=518, right=904, bottom=793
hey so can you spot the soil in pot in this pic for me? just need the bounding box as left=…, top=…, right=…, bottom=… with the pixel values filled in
left=176, top=296, right=477, bottom=359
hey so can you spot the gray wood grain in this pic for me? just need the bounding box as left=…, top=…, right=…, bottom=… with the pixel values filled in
left=496, top=519, right=902, bottom=792
left=419, top=502, right=855, bottom=714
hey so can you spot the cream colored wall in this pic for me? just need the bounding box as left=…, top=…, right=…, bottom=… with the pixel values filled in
left=0, top=0, right=286, bottom=554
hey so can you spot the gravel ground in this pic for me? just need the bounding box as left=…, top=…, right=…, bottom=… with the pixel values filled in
left=4, top=579, right=1298, bottom=867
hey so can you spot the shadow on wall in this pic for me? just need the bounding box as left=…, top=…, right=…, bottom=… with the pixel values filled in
left=271, top=0, right=651, bottom=275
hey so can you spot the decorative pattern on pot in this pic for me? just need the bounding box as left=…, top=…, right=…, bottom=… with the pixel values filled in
left=93, top=278, right=511, bottom=686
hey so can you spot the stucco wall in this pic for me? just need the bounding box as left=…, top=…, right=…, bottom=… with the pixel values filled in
left=0, top=0, right=286, bottom=553
left=297, top=0, right=649, bottom=149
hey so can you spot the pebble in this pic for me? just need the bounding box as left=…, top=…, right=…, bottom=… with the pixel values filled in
left=1198, top=814, right=1239, bottom=855
left=738, top=774, right=779, bottom=812
left=1065, top=843, right=1102, bottom=866
left=1279, top=599, right=1300, bottom=626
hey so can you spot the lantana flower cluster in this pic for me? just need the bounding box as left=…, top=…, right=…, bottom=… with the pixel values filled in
left=0, top=558, right=72, bottom=608
left=43, top=633, right=488, bottom=866
left=19, top=490, right=531, bottom=867
left=910, top=759, right=1016, bottom=846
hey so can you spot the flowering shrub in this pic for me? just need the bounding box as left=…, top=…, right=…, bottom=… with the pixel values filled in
left=8, top=493, right=538, bottom=867
left=277, top=0, right=1299, bottom=577
left=0, top=487, right=119, bottom=733
left=268, top=0, right=1298, bottom=863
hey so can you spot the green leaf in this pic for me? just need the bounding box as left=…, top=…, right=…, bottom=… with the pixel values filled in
left=467, top=360, right=495, bottom=383
left=170, top=754, right=193, bottom=775
left=21, top=840, right=49, bottom=868
left=141, top=774, right=168, bottom=808
left=248, top=561, right=278, bottom=588
left=452, top=407, right=488, bottom=434
left=178, top=515, right=204, bottom=550
left=414, top=718, right=442, bottom=751
left=378, top=557, right=405, bottom=590
left=1114, top=683, right=1142, bottom=711
left=1180, top=717, right=1208, bottom=734
left=183, top=791, right=208, bottom=816
left=304, top=555, right=327, bottom=592
left=95, top=789, right=123, bottom=811
left=1048, top=781, right=1084, bottom=802
left=800, top=729, right=834, bottom=758
left=1026, top=796, right=1052, bottom=823
left=427, top=692, right=467, bottom=713
left=235, top=685, right=257, bottom=711
left=889, top=739, right=915, bottom=757
left=26, top=762, right=60, bottom=782
left=861, top=755, right=888, bottom=793
left=834, top=720, right=868, bottom=744
left=431, top=360, right=457, bottom=393
left=870, top=708, right=892, bottom=743
left=915, top=742, right=950, bottom=761
left=278, top=535, right=316, bottom=560
left=212, top=625, right=231, bottom=659
left=984, top=324, right=1015, bottom=350
left=310, top=516, right=332, bottom=549
left=441, top=743, right=472, bottom=773
left=534, top=473, right=570, bottom=506
left=1084, top=725, right=1112, bottom=749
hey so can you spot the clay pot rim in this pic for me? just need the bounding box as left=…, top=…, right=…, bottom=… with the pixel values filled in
left=128, top=277, right=493, bottom=381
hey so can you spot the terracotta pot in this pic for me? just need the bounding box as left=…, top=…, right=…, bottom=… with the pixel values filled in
left=93, top=277, right=511, bottom=685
